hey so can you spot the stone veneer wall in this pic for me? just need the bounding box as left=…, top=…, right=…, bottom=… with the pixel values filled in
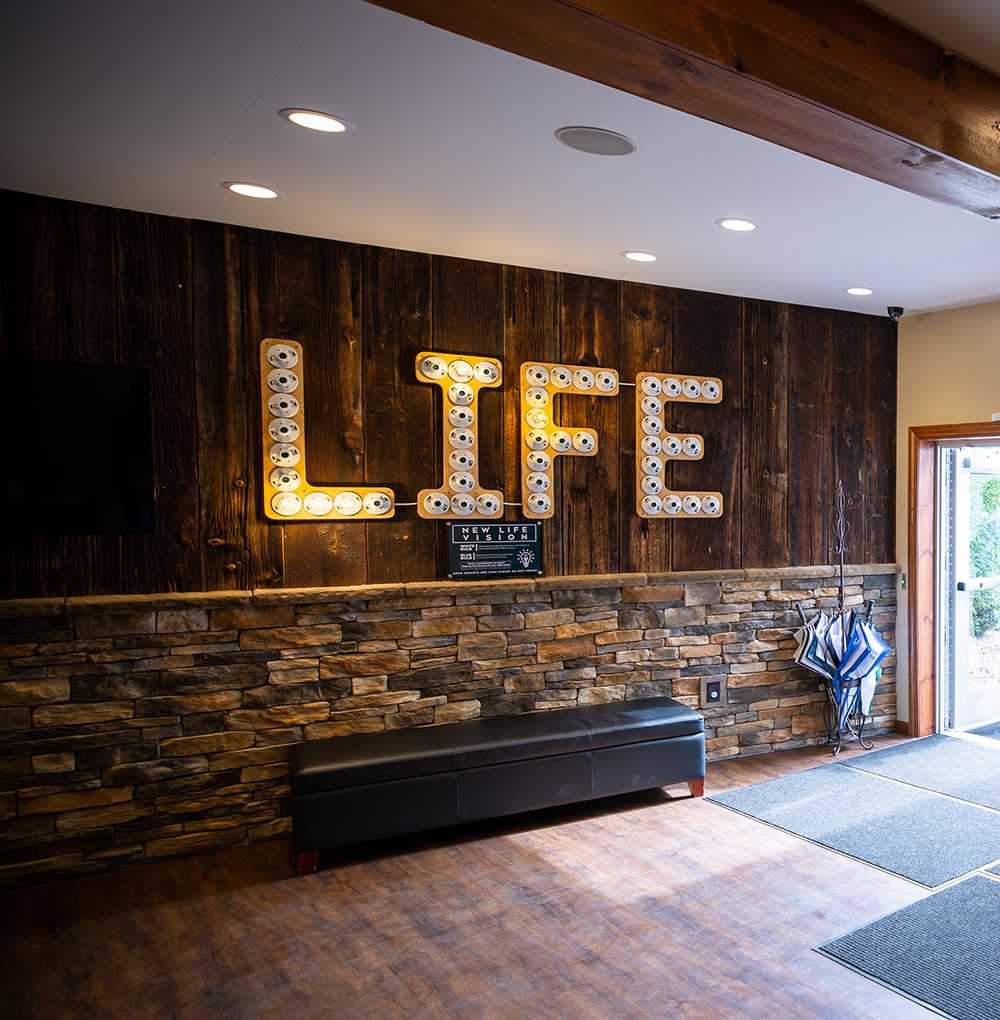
left=0, top=565, right=898, bottom=885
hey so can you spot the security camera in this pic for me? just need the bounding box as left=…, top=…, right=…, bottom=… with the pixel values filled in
left=887, top=306, right=904, bottom=321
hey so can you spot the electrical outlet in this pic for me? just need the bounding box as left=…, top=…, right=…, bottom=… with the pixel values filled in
left=701, top=677, right=725, bottom=708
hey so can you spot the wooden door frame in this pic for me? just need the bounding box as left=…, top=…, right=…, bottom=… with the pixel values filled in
left=908, top=421, right=1000, bottom=736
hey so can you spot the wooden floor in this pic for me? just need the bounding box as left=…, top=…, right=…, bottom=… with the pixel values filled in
left=1, top=733, right=935, bottom=1019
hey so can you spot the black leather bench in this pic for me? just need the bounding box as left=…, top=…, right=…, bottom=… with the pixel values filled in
left=289, top=696, right=705, bottom=875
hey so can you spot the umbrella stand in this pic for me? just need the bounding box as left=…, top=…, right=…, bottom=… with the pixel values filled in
left=795, top=481, right=878, bottom=755
left=829, top=479, right=860, bottom=659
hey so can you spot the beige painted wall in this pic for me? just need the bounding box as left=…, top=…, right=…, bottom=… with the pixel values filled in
left=895, top=299, right=1000, bottom=722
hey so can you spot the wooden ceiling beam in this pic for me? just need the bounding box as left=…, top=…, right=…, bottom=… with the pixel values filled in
left=367, top=0, right=1000, bottom=218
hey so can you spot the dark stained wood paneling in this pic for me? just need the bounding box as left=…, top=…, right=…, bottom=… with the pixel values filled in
left=432, top=257, right=503, bottom=355
left=788, top=307, right=832, bottom=565
left=25, top=195, right=119, bottom=361
left=428, top=257, right=504, bottom=578
left=670, top=290, right=743, bottom=571
left=277, top=235, right=367, bottom=588
left=502, top=266, right=561, bottom=568
left=558, top=275, right=621, bottom=576
left=0, top=195, right=16, bottom=596
left=432, top=256, right=505, bottom=500
left=742, top=300, right=790, bottom=567
left=113, top=209, right=200, bottom=595
left=362, top=247, right=437, bottom=583
left=619, top=282, right=673, bottom=574
left=191, top=221, right=254, bottom=593
left=864, top=318, right=897, bottom=564
left=229, top=226, right=284, bottom=589
left=828, top=310, right=869, bottom=562
left=0, top=191, right=898, bottom=597
left=278, top=237, right=366, bottom=483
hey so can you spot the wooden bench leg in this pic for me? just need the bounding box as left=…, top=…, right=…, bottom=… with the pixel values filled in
left=688, top=778, right=705, bottom=798
left=296, top=850, right=320, bottom=877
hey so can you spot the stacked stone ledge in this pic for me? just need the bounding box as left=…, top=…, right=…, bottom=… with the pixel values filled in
left=0, top=565, right=898, bottom=884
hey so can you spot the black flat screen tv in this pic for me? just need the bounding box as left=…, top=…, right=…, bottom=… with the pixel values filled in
left=1, top=359, right=155, bottom=534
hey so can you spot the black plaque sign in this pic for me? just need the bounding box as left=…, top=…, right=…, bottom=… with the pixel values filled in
left=447, top=523, right=542, bottom=579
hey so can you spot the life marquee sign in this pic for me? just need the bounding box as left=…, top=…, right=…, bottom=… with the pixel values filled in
left=260, top=339, right=723, bottom=524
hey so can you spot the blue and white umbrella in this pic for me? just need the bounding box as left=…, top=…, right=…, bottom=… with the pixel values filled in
left=793, top=611, right=837, bottom=681
left=795, top=609, right=889, bottom=725
left=833, top=616, right=891, bottom=723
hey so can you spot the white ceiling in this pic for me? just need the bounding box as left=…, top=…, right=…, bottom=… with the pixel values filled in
left=3, top=0, right=1000, bottom=317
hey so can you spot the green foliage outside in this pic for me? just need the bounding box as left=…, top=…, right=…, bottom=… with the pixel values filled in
left=970, top=476, right=1000, bottom=637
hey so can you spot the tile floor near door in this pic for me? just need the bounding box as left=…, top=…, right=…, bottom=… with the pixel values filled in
left=1, top=733, right=934, bottom=1019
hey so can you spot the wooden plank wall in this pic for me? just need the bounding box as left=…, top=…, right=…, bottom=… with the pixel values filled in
left=0, top=190, right=897, bottom=598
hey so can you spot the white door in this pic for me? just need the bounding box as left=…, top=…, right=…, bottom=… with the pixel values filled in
left=939, top=445, right=1000, bottom=730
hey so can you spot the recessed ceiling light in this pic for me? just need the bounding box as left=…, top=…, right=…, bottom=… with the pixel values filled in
left=222, top=182, right=281, bottom=200
left=279, top=109, right=354, bottom=134
left=716, top=217, right=757, bottom=232
left=621, top=251, right=659, bottom=263
left=845, top=287, right=874, bottom=296
left=555, top=126, right=637, bottom=156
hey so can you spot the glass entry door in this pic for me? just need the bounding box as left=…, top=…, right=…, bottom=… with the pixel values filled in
left=939, top=445, right=1000, bottom=730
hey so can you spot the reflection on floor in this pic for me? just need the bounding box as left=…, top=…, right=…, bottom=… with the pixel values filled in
left=1, top=733, right=932, bottom=1019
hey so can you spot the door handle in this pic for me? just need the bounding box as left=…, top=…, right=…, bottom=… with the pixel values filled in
left=957, top=577, right=1000, bottom=592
